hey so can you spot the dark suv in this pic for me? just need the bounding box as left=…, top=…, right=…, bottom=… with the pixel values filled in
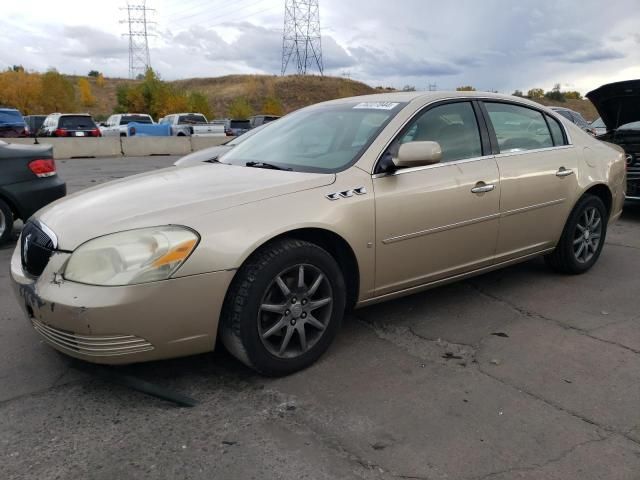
left=0, top=108, right=27, bottom=138
left=588, top=80, right=640, bottom=201
left=38, top=113, right=101, bottom=137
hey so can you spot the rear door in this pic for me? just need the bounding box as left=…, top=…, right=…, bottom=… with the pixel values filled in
left=481, top=101, right=579, bottom=260
left=373, top=100, right=501, bottom=295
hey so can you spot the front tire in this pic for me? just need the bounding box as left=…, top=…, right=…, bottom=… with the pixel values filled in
left=221, top=239, right=346, bottom=376
left=0, top=198, right=14, bottom=244
left=545, top=194, right=608, bottom=274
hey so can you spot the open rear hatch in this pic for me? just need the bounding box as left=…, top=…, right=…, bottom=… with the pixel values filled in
left=587, top=80, right=640, bottom=132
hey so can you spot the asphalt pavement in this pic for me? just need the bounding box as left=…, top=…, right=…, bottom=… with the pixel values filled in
left=1, top=155, right=639, bottom=480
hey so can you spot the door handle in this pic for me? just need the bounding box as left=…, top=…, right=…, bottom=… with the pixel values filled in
left=471, top=183, right=495, bottom=194
left=556, top=167, right=574, bottom=178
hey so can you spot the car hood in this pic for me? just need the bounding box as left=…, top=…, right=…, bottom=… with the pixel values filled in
left=37, top=163, right=336, bottom=250
left=586, top=80, right=640, bottom=131
left=174, top=145, right=233, bottom=166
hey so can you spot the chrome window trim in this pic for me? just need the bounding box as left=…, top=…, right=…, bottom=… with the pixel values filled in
left=370, top=95, right=573, bottom=176
left=372, top=154, right=494, bottom=179
left=493, top=144, right=574, bottom=159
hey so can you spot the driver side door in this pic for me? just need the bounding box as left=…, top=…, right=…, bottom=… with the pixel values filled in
left=373, top=100, right=500, bottom=296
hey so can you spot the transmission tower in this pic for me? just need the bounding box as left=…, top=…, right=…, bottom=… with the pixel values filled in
left=120, top=1, right=155, bottom=79
left=281, top=0, right=324, bottom=76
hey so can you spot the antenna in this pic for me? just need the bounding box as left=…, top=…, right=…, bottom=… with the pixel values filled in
left=281, top=0, right=324, bottom=76
left=120, top=1, right=155, bottom=79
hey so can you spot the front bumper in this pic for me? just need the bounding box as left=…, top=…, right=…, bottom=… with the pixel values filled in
left=10, top=244, right=235, bottom=364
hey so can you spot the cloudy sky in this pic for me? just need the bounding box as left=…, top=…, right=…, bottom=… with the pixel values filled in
left=3, top=0, right=640, bottom=94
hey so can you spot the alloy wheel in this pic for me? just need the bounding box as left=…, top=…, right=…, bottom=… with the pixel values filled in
left=258, top=264, right=333, bottom=359
left=573, top=206, right=602, bottom=264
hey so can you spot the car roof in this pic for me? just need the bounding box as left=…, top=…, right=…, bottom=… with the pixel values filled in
left=318, top=90, right=553, bottom=110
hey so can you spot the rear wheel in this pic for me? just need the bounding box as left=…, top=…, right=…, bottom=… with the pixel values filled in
left=0, top=198, right=14, bottom=244
left=221, top=239, right=346, bottom=376
left=545, top=194, right=607, bottom=274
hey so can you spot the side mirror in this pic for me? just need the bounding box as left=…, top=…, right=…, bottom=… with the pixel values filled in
left=394, top=141, right=442, bottom=168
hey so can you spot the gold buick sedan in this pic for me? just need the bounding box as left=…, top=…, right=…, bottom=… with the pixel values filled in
left=11, top=92, right=626, bottom=376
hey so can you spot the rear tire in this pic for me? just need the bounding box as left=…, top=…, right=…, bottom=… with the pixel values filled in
left=0, top=198, right=14, bottom=244
left=221, top=239, right=346, bottom=376
left=545, top=194, right=607, bottom=274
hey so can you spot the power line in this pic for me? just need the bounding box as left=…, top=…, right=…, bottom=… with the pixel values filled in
left=120, top=1, right=155, bottom=79
left=281, top=0, right=323, bottom=76
left=170, top=0, right=268, bottom=27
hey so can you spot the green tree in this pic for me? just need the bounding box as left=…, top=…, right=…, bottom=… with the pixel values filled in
left=188, top=92, right=212, bottom=119
left=527, top=88, right=544, bottom=99
left=512, top=90, right=524, bottom=97
left=228, top=97, right=253, bottom=119
left=544, top=83, right=565, bottom=102
left=564, top=91, right=582, bottom=100
left=88, top=70, right=101, bottom=77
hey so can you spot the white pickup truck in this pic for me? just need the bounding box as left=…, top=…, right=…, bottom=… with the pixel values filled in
left=99, top=113, right=155, bottom=137
left=158, top=113, right=225, bottom=137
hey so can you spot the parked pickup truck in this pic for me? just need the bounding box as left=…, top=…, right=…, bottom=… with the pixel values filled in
left=100, top=114, right=155, bottom=137
left=158, top=113, right=225, bottom=137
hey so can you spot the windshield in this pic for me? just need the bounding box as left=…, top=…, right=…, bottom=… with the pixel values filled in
left=178, top=114, right=207, bottom=124
left=221, top=102, right=404, bottom=173
left=59, top=116, right=96, bottom=129
left=0, top=110, right=24, bottom=124
left=120, top=115, right=153, bottom=125
left=226, top=123, right=270, bottom=146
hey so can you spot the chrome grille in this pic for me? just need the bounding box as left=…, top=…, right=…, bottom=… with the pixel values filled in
left=627, top=152, right=640, bottom=198
left=21, top=221, right=55, bottom=277
left=32, top=318, right=154, bottom=357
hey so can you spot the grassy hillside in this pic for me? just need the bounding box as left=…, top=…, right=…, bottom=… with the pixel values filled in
left=66, top=73, right=599, bottom=122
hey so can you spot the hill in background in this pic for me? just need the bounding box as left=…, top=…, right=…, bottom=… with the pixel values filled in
left=60, top=73, right=600, bottom=122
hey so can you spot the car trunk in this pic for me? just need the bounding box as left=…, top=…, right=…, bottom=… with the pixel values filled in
left=56, top=116, right=98, bottom=137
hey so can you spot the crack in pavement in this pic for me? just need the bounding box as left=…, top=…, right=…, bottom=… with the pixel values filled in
left=467, top=282, right=640, bottom=355
left=469, top=435, right=613, bottom=480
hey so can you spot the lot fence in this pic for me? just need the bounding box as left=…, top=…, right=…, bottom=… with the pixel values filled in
left=5, top=136, right=231, bottom=159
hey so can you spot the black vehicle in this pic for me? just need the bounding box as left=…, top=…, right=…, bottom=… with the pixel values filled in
left=587, top=80, right=640, bottom=201
left=0, top=141, right=66, bottom=243
left=225, top=119, right=251, bottom=136
left=249, top=115, right=280, bottom=129
left=0, top=108, right=27, bottom=138
left=23, top=115, right=47, bottom=137
left=38, top=113, right=101, bottom=138
left=550, top=107, right=596, bottom=135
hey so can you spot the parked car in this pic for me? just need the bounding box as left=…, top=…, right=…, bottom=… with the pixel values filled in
left=23, top=115, right=47, bottom=138
left=550, top=107, right=596, bottom=135
left=587, top=80, right=640, bottom=200
left=0, top=140, right=66, bottom=243
left=591, top=117, right=607, bottom=136
left=249, top=115, right=280, bottom=129
left=10, top=92, right=625, bottom=376
left=100, top=114, right=154, bottom=137
left=224, top=119, right=251, bottom=137
left=174, top=122, right=272, bottom=167
left=0, top=108, right=27, bottom=138
left=158, top=113, right=225, bottom=137
left=38, top=113, right=101, bottom=137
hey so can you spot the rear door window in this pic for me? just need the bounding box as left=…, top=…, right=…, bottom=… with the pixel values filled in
left=178, top=114, right=207, bottom=124
left=120, top=115, right=153, bottom=125
left=546, top=115, right=567, bottom=146
left=484, top=103, right=553, bottom=153
left=59, top=116, right=96, bottom=129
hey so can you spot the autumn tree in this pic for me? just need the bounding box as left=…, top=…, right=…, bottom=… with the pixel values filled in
left=78, top=78, right=96, bottom=107
left=40, top=70, right=76, bottom=112
left=95, top=73, right=106, bottom=88
left=0, top=70, right=43, bottom=114
left=544, top=83, right=565, bottom=102
left=456, top=86, right=476, bottom=91
left=228, top=97, right=253, bottom=119
left=262, top=96, right=284, bottom=116
left=527, top=88, right=544, bottom=99
left=564, top=91, right=582, bottom=100
left=188, top=92, right=212, bottom=119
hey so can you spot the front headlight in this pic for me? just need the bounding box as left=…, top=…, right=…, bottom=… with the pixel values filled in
left=64, top=226, right=199, bottom=286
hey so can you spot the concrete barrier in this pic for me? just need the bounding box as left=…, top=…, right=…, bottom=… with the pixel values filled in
left=5, top=138, right=122, bottom=159
left=121, top=137, right=191, bottom=156
left=190, top=136, right=232, bottom=152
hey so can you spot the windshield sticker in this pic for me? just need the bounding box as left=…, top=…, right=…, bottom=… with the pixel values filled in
left=353, top=102, right=400, bottom=110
